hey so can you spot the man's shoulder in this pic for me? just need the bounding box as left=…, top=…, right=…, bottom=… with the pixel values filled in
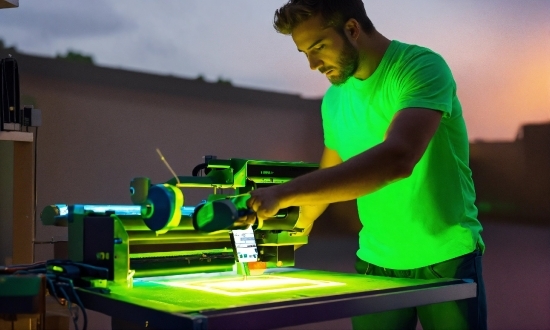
left=391, top=40, right=445, bottom=64
left=392, top=40, right=438, bottom=55
left=390, top=40, right=450, bottom=76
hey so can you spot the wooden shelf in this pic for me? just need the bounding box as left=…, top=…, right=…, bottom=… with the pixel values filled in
left=0, top=131, right=33, bottom=142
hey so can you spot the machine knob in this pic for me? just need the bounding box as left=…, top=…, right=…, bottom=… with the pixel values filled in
left=130, top=177, right=151, bottom=205
left=141, top=184, right=184, bottom=234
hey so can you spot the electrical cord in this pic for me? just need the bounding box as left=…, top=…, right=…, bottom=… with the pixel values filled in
left=57, top=277, right=87, bottom=330
left=2, top=259, right=108, bottom=330
left=32, top=126, right=38, bottom=262
left=191, top=162, right=208, bottom=176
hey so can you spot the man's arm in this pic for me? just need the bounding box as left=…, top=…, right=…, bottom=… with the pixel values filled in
left=248, top=108, right=443, bottom=219
left=294, top=146, right=342, bottom=235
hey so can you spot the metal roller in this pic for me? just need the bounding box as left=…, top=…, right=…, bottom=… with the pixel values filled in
left=140, top=184, right=184, bottom=234
left=40, top=204, right=197, bottom=231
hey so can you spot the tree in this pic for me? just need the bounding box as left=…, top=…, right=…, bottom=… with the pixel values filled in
left=217, top=76, right=232, bottom=86
left=56, top=50, right=94, bottom=65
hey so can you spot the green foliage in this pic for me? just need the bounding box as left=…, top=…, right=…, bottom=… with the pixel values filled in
left=0, top=38, right=15, bottom=51
left=217, top=76, right=232, bottom=86
left=56, top=50, right=94, bottom=65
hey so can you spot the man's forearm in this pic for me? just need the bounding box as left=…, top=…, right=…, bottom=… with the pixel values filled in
left=250, top=109, right=441, bottom=215
left=295, top=203, right=329, bottom=231
left=273, top=108, right=443, bottom=208
left=277, top=141, right=413, bottom=208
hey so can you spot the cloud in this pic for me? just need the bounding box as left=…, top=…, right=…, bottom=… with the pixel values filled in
left=1, top=0, right=548, bottom=139
left=0, top=0, right=134, bottom=41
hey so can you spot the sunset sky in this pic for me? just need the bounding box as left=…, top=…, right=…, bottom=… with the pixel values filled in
left=1, top=0, right=549, bottom=141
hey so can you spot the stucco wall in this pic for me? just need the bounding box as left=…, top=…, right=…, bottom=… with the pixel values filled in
left=15, top=60, right=326, bottom=244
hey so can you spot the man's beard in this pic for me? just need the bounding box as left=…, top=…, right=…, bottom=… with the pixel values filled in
left=327, top=37, right=359, bottom=86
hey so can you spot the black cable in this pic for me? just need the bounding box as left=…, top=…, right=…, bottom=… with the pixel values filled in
left=67, top=278, right=88, bottom=330
left=45, top=274, right=66, bottom=306
left=191, top=163, right=208, bottom=176
left=0, top=58, right=18, bottom=128
left=58, top=285, right=78, bottom=330
left=7, top=263, right=46, bottom=275
left=2, top=260, right=45, bottom=268
left=32, top=126, right=38, bottom=262
left=58, top=276, right=88, bottom=330
left=0, top=60, right=8, bottom=126
left=7, top=260, right=93, bottom=330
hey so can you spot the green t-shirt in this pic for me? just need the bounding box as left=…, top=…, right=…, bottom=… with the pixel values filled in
left=321, top=40, right=484, bottom=269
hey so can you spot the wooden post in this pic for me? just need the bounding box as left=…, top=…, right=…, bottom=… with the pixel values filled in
left=0, top=131, right=34, bottom=265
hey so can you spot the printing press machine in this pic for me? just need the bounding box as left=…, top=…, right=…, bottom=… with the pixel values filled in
left=40, top=158, right=477, bottom=330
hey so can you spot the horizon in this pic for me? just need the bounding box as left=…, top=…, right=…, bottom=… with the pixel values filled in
left=1, top=0, right=549, bottom=141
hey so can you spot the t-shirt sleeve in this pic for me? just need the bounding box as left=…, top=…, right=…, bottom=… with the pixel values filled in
left=395, top=51, right=456, bottom=118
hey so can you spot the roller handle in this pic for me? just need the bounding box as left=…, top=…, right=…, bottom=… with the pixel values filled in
left=193, top=195, right=253, bottom=232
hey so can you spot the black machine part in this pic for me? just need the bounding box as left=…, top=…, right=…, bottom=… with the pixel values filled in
left=192, top=197, right=251, bottom=233
left=192, top=197, right=301, bottom=233
left=0, top=56, right=21, bottom=131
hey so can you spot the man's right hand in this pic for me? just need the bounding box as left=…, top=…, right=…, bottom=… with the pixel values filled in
left=246, top=185, right=285, bottom=221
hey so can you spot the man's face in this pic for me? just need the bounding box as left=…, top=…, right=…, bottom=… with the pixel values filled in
left=292, top=14, right=359, bottom=86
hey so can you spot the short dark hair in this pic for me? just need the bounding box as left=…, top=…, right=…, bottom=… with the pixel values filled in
left=274, top=0, right=375, bottom=35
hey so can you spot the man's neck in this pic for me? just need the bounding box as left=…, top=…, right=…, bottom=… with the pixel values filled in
left=354, top=31, right=391, bottom=81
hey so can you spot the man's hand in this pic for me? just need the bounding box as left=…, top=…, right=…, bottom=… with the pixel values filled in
left=240, top=147, right=341, bottom=226
left=246, top=186, right=284, bottom=221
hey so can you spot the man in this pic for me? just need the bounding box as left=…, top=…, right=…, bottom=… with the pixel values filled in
left=245, top=0, right=487, bottom=328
